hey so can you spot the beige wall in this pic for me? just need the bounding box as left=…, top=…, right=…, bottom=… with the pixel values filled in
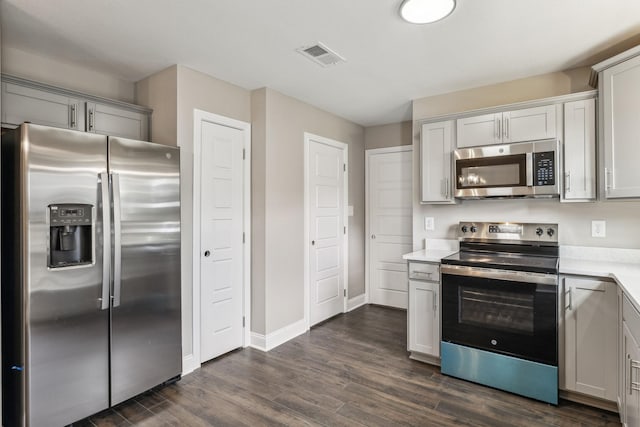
left=135, top=66, right=177, bottom=147
left=250, top=88, right=267, bottom=334
left=259, top=88, right=365, bottom=334
left=2, top=46, right=135, bottom=102
left=135, top=65, right=251, bottom=361
left=412, top=67, right=640, bottom=250
left=364, top=121, right=412, bottom=150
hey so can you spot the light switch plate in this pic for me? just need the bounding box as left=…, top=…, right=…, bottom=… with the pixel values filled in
left=591, top=220, right=606, bottom=238
left=425, top=217, right=435, bottom=231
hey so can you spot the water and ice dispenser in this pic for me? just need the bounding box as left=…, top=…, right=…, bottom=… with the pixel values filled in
left=47, top=204, right=94, bottom=268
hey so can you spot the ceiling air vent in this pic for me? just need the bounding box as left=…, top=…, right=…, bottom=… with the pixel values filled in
left=296, top=42, right=346, bottom=67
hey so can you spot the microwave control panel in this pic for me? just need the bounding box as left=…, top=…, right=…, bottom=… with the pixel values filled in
left=533, top=151, right=555, bottom=186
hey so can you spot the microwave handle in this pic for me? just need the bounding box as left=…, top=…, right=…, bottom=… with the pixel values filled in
left=526, top=153, right=534, bottom=186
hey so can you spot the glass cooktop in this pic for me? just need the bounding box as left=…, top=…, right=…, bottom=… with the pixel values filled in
left=441, top=250, right=559, bottom=274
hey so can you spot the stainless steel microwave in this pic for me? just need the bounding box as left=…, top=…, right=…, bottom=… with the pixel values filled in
left=454, top=139, right=560, bottom=198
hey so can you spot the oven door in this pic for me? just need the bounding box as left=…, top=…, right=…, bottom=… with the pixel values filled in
left=441, top=264, right=558, bottom=366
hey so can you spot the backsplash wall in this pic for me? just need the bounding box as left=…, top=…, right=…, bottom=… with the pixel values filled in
left=413, top=198, right=640, bottom=250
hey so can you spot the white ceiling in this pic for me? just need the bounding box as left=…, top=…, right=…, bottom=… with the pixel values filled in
left=2, top=0, right=640, bottom=126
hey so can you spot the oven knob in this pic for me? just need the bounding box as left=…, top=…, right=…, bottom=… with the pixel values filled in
left=470, top=226, right=477, bottom=233
left=536, top=227, right=544, bottom=236
left=461, top=225, right=468, bottom=233
left=547, top=228, right=555, bottom=237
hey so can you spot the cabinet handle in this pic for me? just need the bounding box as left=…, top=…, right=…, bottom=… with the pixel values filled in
left=631, top=358, right=640, bottom=393
left=496, top=118, right=501, bottom=139
left=564, top=171, right=571, bottom=194
left=565, top=288, right=572, bottom=311
left=445, top=177, right=449, bottom=199
left=69, top=104, right=76, bottom=128
left=503, top=117, right=509, bottom=139
left=604, top=168, right=612, bottom=192
left=88, top=109, right=95, bottom=131
left=433, top=291, right=438, bottom=314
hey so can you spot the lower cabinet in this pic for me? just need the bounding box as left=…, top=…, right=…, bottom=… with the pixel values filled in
left=623, top=295, right=640, bottom=427
left=408, top=261, right=440, bottom=361
left=562, top=276, right=617, bottom=401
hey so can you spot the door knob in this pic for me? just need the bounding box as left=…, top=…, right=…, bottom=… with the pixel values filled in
left=311, top=240, right=315, bottom=246
left=204, top=250, right=211, bottom=257
left=371, top=234, right=376, bottom=239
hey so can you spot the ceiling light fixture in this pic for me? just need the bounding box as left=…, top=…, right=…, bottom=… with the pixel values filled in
left=399, top=0, right=456, bottom=24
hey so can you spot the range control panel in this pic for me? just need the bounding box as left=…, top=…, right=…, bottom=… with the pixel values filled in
left=458, top=221, right=558, bottom=243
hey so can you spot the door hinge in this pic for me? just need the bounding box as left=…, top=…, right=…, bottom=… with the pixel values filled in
left=242, top=316, right=245, bottom=327
left=343, top=289, right=347, bottom=297
left=243, top=232, right=245, bottom=243
left=243, top=148, right=246, bottom=160
left=343, top=163, right=346, bottom=172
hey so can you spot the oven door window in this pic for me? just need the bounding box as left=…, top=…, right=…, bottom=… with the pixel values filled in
left=460, top=286, right=534, bottom=334
left=442, top=273, right=557, bottom=365
left=456, top=154, right=526, bottom=189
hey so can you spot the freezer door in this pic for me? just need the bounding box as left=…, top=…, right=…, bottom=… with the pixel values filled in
left=22, top=124, right=110, bottom=427
left=108, top=137, right=181, bottom=405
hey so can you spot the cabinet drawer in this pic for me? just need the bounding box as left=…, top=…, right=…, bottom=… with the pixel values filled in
left=624, top=295, right=640, bottom=344
left=408, top=262, right=439, bottom=282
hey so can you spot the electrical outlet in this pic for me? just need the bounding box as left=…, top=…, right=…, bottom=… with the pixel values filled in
left=591, top=220, right=606, bottom=238
left=425, top=217, right=435, bottom=231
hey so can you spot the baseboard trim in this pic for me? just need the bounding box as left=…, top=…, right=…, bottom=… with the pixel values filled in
left=250, top=318, right=308, bottom=352
left=347, top=293, right=367, bottom=311
left=182, top=354, right=200, bottom=376
left=559, top=390, right=619, bottom=413
left=409, top=351, right=441, bottom=366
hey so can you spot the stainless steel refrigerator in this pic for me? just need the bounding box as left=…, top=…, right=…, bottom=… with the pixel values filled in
left=1, top=123, right=181, bottom=427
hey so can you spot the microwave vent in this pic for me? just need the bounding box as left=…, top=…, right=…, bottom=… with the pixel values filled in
left=296, top=42, right=346, bottom=67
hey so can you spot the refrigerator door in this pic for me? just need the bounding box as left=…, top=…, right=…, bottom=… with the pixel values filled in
left=108, top=137, right=181, bottom=405
left=23, top=125, right=110, bottom=426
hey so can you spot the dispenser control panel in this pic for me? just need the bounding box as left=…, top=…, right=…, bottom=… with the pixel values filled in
left=50, top=205, right=91, bottom=225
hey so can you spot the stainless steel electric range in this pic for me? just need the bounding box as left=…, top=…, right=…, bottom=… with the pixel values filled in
left=440, top=221, right=559, bottom=404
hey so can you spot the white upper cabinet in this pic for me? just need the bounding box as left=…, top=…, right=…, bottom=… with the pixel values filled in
left=599, top=52, right=640, bottom=199
left=457, top=105, right=557, bottom=148
left=562, top=98, right=596, bottom=201
left=420, top=120, right=455, bottom=204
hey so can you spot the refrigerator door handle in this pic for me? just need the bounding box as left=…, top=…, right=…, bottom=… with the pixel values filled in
left=99, top=173, right=111, bottom=310
left=112, top=173, right=122, bottom=307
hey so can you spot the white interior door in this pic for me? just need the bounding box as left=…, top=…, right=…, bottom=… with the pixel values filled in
left=308, top=137, right=346, bottom=326
left=200, top=120, right=244, bottom=362
left=367, top=148, right=413, bottom=308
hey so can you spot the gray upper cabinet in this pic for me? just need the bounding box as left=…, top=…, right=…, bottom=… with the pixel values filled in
left=2, top=81, right=84, bottom=131
left=594, top=48, right=640, bottom=199
left=1, top=75, right=151, bottom=141
left=562, top=98, right=596, bottom=202
left=456, top=105, right=556, bottom=148
left=86, top=102, right=149, bottom=141
left=420, top=120, right=455, bottom=204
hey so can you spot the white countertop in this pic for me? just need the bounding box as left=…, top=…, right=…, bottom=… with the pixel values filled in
left=402, top=248, right=458, bottom=263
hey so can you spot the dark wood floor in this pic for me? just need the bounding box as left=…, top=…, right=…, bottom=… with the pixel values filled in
left=72, top=305, right=621, bottom=426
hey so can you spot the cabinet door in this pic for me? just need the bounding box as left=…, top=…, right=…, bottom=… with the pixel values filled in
left=563, top=277, right=617, bottom=401
left=502, top=105, right=557, bottom=144
left=602, top=54, right=640, bottom=199
left=420, top=120, right=454, bottom=203
left=624, top=321, right=640, bottom=427
left=456, top=113, right=501, bottom=147
left=2, top=82, right=82, bottom=130
left=562, top=99, right=596, bottom=201
left=408, top=279, right=439, bottom=357
left=86, top=102, right=149, bottom=141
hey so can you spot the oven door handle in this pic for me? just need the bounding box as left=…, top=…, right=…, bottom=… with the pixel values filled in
left=441, top=264, right=557, bottom=285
